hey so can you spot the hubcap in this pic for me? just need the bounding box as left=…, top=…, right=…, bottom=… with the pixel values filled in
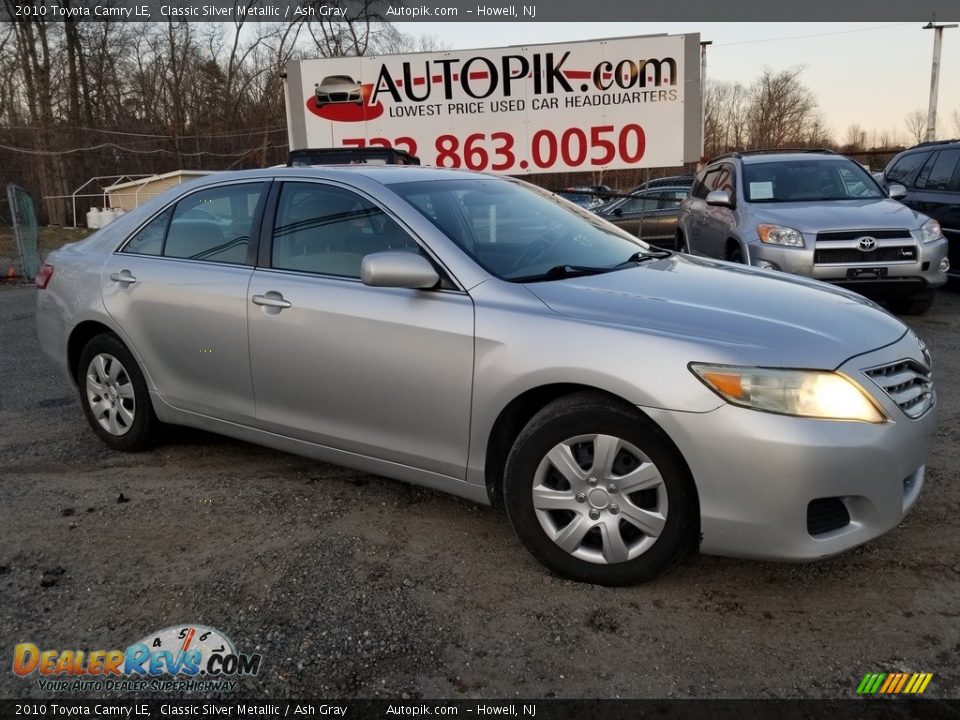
left=531, top=434, right=668, bottom=565
left=85, top=353, right=136, bottom=437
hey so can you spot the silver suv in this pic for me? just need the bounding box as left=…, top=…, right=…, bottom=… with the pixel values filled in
left=677, top=150, right=950, bottom=314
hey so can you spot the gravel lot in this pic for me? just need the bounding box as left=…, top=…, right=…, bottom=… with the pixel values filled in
left=1, top=283, right=958, bottom=700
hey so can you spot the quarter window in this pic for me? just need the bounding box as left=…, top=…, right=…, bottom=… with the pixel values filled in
left=122, top=208, right=171, bottom=256
left=271, top=183, right=421, bottom=278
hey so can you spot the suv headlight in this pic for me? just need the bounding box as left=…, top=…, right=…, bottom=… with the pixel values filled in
left=690, top=364, right=886, bottom=423
left=757, top=224, right=804, bottom=247
left=920, top=218, right=942, bottom=243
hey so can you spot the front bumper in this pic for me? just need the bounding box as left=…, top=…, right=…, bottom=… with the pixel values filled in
left=644, top=333, right=937, bottom=561
left=745, top=234, right=949, bottom=294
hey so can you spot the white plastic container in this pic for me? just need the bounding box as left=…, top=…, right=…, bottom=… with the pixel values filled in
left=99, top=208, right=116, bottom=227
left=86, top=207, right=102, bottom=230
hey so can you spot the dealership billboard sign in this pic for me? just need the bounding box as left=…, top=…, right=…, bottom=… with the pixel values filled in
left=285, top=33, right=702, bottom=173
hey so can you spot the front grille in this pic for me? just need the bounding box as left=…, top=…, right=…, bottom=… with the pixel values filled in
left=816, top=229, right=911, bottom=241
left=864, top=359, right=934, bottom=419
left=807, top=498, right=850, bottom=536
left=814, top=246, right=916, bottom=264
left=330, top=93, right=349, bottom=102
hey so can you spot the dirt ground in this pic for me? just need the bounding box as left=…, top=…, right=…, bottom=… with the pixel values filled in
left=1, top=283, right=958, bottom=700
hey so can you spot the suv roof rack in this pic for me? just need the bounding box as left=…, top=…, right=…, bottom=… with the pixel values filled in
left=708, top=148, right=837, bottom=163
left=913, top=138, right=960, bottom=147
left=287, top=147, right=421, bottom=167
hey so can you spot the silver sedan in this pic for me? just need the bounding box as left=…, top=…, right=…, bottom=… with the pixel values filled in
left=36, top=167, right=937, bottom=584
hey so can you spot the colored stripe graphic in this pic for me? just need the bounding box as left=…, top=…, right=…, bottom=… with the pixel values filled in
left=857, top=672, right=932, bottom=695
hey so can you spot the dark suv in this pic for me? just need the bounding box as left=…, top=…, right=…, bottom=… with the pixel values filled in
left=881, top=140, right=960, bottom=287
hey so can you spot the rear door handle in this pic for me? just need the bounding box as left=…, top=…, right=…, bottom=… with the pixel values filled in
left=109, top=270, right=137, bottom=285
left=252, top=293, right=292, bottom=309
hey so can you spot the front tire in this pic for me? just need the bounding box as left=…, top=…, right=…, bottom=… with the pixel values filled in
left=675, top=231, right=688, bottom=253
left=77, top=334, right=161, bottom=451
left=503, top=393, right=698, bottom=585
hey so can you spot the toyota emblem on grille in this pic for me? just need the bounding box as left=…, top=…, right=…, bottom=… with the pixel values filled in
left=857, top=236, right=877, bottom=251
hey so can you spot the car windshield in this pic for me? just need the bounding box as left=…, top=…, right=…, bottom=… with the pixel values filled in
left=743, top=158, right=884, bottom=202
left=390, top=178, right=649, bottom=282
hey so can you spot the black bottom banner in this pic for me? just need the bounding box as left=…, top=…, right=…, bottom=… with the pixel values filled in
left=1, top=699, right=959, bottom=720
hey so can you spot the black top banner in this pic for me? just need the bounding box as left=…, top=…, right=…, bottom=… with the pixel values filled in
left=2, top=699, right=960, bottom=719
left=1, top=0, right=959, bottom=22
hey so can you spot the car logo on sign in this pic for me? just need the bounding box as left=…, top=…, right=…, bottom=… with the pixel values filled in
left=857, top=236, right=877, bottom=251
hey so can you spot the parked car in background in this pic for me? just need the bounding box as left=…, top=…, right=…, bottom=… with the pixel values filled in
left=595, top=184, right=690, bottom=250
left=677, top=150, right=950, bottom=314
left=627, top=174, right=695, bottom=195
left=37, top=166, right=937, bottom=585
left=879, top=139, right=960, bottom=288
left=557, top=185, right=614, bottom=210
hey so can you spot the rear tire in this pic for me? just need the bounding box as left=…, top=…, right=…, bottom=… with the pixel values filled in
left=77, top=334, right=161, bottom=452
left=502, top=392, right=698, bottom=585
left=887, top=290, right=936, bottom=316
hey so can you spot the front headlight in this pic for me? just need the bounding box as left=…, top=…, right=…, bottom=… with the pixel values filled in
left=920, top=218, right=942, bottom=243
left=690, top=364, right=887, bottom=423
left=757, top=224, right=804, bottom=247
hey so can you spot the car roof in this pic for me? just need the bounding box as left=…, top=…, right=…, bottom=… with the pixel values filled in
left=181, top=165, right=495, bottom=188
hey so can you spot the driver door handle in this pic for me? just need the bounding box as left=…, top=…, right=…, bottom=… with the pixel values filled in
left=109, top=270, right=137, bottom=285
left=252, top=293, right=292, bottom=309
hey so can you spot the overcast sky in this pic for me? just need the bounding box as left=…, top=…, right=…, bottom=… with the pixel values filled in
left=401, top=22, right=960, bottom=142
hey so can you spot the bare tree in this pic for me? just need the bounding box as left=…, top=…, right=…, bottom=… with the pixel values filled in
left=744, top=68, right=823, bottom=149
left=904, top=110, right=927, bottom=144
left=702, top=79, right=749, bottom=156
left=843, top=124, right=867, bottom=152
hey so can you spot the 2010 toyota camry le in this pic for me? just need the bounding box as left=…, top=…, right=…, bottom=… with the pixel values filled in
left=36, top=166, right=937, bottom=585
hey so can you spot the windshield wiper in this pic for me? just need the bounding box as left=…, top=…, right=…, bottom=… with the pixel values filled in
left=613, top=249, right=673, bottom=268
left=513, top=264, right=613, bottom=282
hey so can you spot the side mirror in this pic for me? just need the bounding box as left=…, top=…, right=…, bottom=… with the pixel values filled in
left=361, top=251, right=439, bottom=290
left=887, top=183, right=907, bottom=200
left=706, top=190, right=734, bottom=208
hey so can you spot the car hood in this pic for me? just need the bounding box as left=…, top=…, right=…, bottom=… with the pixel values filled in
left=748, top=198, right=928, bottom=232
left=523, top=255, right=907, bottom=369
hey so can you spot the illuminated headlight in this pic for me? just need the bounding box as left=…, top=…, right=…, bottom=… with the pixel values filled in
left=690, top=364, right=887, bottom=423
left=920, top=218, right=942, bottom=243
left=757, top=224, right=804, bottom=247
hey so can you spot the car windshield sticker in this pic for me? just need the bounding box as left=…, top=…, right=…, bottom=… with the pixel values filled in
left=750, top=181, right=774, bottom=199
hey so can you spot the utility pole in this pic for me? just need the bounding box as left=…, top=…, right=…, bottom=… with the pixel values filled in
left=923, top=19, right=958, bottom=142
left=700, top=40, right=712, bottom=168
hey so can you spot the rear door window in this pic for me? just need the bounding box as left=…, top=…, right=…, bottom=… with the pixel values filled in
left=886, top=151, right=930, bottom=187
left=164, top=183, right=266, bottom=263
left=919, top=149, right=960, bottom=191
